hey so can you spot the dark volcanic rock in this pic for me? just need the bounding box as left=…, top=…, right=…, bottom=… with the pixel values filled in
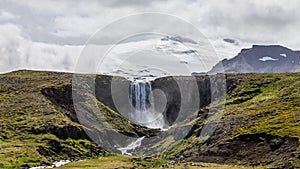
left=151, top=75, right=229, bottom=125
left=209, top=45, right=300, bottom=74
left=41, top=84, right=78, bottom=122
left=195, top=133, right=299, bottom=167
left=95, top=75, right=130, bottom=113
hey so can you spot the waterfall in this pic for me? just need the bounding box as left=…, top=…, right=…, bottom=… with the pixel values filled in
left=129, top=80, right=164, bottom=129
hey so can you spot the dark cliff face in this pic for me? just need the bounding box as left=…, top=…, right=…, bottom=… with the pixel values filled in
left=151, top=76, right=214, bottom=125
left=42, top=84, right=78, bottom=123
left=95, top=75, right=130, bottom=113
left=94, top=75, right=186, bottom=125
left=151, top=74, right=238, bottom=125
left=94, top=75, right=238, bottom=126
left=209, top=45, right=300, bottom=74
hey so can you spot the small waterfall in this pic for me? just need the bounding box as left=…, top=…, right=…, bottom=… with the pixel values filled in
left=117, top=136, right=145, bottom=156
left=129, top=80, right=164, bottom=129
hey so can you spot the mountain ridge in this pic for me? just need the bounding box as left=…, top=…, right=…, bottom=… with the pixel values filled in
left=209, top=45, right=300, bottom=74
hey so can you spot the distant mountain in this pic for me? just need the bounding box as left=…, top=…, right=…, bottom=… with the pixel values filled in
left=209, top=45, right=300, bottom=74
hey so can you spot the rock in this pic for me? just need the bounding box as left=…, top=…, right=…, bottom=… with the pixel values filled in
left=190, top=162, right=204, bottom=167
left=268, top=138, right=284, bottom=151
left=20, top=163, right=30, bottom=169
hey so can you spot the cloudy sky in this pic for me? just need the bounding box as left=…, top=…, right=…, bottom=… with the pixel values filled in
left=0, top=0, right=299, bottom=73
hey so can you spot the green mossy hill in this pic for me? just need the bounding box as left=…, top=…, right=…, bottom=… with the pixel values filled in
left=163, top=73, right=300, bottom=168
left=0, top=70, right=157, bottom=168
left=0, top=70, right=104, bottom=168
left=1, top=70, right=300, bottom=168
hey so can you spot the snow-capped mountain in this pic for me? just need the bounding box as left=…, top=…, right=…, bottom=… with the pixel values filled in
left=155, top=35, right=198, bottom=56
left=209, top=45, right=300, bottom=74
left=99, top=35, right=216, bottom=80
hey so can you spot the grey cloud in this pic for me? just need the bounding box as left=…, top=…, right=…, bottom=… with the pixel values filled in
left=193, top=0, right=300, bottom=50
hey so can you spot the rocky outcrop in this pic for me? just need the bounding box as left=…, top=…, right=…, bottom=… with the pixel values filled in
left=41, top=84, right=78, bottom=122
left=193, top=131, right=299, bottom=168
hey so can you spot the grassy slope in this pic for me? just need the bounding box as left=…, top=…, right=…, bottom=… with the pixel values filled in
left=230, top=73, right=300, bottom=138
left=0, top=70, right=155, bottom=168
left=58, top=155, right=264, bottom=169
left=225, top=73, right=300, bottom=167
left=164, top=73, right=300, bottom=168
left=0, top=70, right=76, bottom=167
left=1, top=70, right=300, bottom=168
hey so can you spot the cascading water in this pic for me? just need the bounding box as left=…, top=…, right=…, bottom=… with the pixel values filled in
left=117, top=136, right=145, bottom=156
left=116, top=80, right=165, bottom=155
left=129, top=80, right=165, bottom=129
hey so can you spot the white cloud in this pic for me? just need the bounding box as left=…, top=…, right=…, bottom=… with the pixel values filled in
left=0, top=0, right=300, bottom=73
left=0, top=23, right=82, bottom=73
left=0, top=24, right=29, bottom=72
left=0, top=11, right=17, bottom=20
left=26, top=42, right=83, bottom=72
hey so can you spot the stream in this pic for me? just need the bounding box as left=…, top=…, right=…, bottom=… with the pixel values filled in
left=29, top=160, right=71, bottom=169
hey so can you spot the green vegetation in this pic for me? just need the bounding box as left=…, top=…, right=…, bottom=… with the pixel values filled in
left=162, top=136, right=199, bottom=159
left=0, top=70, right=162, bottom=168
left=1, top=70, right=300, bottom=168
left=0, top=70, right=107, bottom=168
left=219, top=73, right=300, bottom=141
left=96, top=100, right=160, bottom=138
left=58, top=155, right=264, bottom=169
left=163, top=73, right=300, bottom=168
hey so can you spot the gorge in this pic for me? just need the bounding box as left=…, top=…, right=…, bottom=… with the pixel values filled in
left=0, top=70, right=300, bottom=168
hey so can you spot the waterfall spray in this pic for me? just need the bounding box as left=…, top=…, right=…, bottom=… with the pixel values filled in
left=129, top=80, right=164, bottom=129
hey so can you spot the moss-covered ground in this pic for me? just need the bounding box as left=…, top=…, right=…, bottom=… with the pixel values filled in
left=58, top=155, right=264, bottom=169
left=163, top=73, right=300, bottom=168
left=1, top=70, right=300, bottom=168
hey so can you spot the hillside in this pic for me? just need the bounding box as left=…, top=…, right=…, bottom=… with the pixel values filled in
left=0, top=70, right=299, bottom=168
left=0, top=70, right=156, bottom=168
left=164, top=73, right=300, bottom=168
